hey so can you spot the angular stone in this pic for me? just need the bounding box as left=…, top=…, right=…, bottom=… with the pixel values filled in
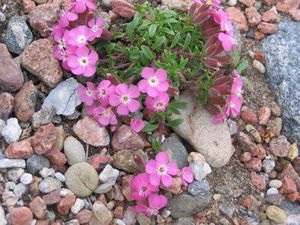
left=245, top=7, right=261, bottom=26
left=4, top=16, right=33, bottom=54
left=258, top=22, right=278, bottom=34
left=0, top=92, right=14, bottom=120
left=42, top=190, right=61, bottom=205
left=276, top=0, right=299, bottom=12
left=89, top=201, right=112, bottom=225
left=269, top=135, right=290, bottom=157
left=42, top=78, right=81, bottom=116
left=226, top=7, right=249, bottom=32
left=9, top=207, right=33, bottom=225
left=57, top=195, right=76, bottom=216
left=111, top=0, right=136, bottom=19
left=20, top=39, right=62, bottom=88
left=188, top=152, right=211, bottom=181
left=44, top=147, right=67, bottom=168
left=262, top=7, right=279, bottom=22
left=39, top=177, right=61, bottom=194
left=22, top=0, right=36, bottom=14
left=0, top=44, right=24, bottom=92
left=250, top=171, right=266, bottom=190
left=5, top=140, right=33, bottom=159
left=29, top=196, right=46, bottom=219
left=31, top=124, right=57, bottom=155
left=239, top=0, right=255, bottom=7
left=170, top=94, right=234, bottom=167
left=1, top=118, right=22, bottom=144
left=240, top=109, right=257, bottom=125
left=14, top=81, right=38, bottom=122
left=26, top=154, right=50, bottom=175
left=32, top=106, right=56, bottom=129
left=0, top=159, right=26, bottom=168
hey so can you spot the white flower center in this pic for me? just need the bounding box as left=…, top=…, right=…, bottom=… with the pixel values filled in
left=86, top=89, right=93, bottom=97
left=77, top=35, right=86, bottom=44
left=230, top=102, right=236, bottom=109
left=97, top=88, right=107, bottom=98
left=154, top=102, right=165, bottom=112
left=148, top=77, right=159, bottom=87
left=121, top=95, right=131, bottom=104
left=79, top=57, right=89, bottom=66
left=157, top=165, right=167, bottom=175
left=147, top=208, right=158, bottom=216
left=92, top=25, right=98, bottom=33
left=101, top=110, right=110, bottom=118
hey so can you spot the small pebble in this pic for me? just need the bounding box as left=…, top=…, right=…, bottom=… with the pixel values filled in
left=0, top=12, right=6, bottom=22
left=55, top=172, right=65, bottom=182
left=266, top=187, right=279, bottom=195
left=213, top=194, right=222, bottom=201
left=269, top=179, right=282, bottom=189
left=7, top=168, right=24, bottom=182
left=60, top=188, right=73, bottom=197
left=228, top=0, right=237, bottom=6
left=39, top=167, right=55, bottom=178
left=20, top=173, right=33, bottom=185
left=71, top=198, right=85, bottom=214
left=5, top=181, right=16, bottom=190
left=13, top=183, right=27, bottom=197
left=253, top=60, right=266, bottom=73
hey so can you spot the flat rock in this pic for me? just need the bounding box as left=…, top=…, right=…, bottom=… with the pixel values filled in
left=0, top=159, right=26, bottom=168
left=170, top=93, right=234, bottom=167
left=0, top=44, right=24, bottom=92
left=20, top=39, right=62, bottom=88
left=42, top=78, right=81, bottom=116
left=261, top=19, right=300, bottom=147
left=4, top=15, right=33, bottom=54
left=5, top=140, right=33, bottom=159
left=63, top=136, right=86, bottom=165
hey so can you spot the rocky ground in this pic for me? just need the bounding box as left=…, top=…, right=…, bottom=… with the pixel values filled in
left=0, top=0, right=300, bottom=225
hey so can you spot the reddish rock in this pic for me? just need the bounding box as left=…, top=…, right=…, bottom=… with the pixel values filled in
left=22, top=0, right=36, bottom=13
left=10, top=207, right=33, bottom=225
left=112, top=125, right=144, bottom=151
left=0, top=92, right=14, bottom=120
left=76, top=209, right=92, bottom=224
left=257, top=22, right=278, bottom=34
left=226, top=7, right=249, bottom=32
left=278, top=164, right=299, bottom=180
left=36, top=221, right=49, bottom=225
left=29, top=179, right=40, bottom=197
left=240, top=152, right=252, bottom=162
left=257, top=144, right=267, bottom=159
left=289, top=8, right=300, bottom=21
left=240, top=195, right=255, bottom=210
left=262, top=7, right=279, bottom=22
left=14, top=81, right=38, bottom=122
left=20, top=39, right=62, bottom=88
left=89, top=154, right=113, bottom=171
left=263, top=0, right=276, bottom=5
left=280, top=177, right=297, bottom=194
left=29, top=196, right=47, bottom=219
left=245, top=158, right=262, bottom=172
left=121, top=175, right=134, bottom=201
left=254, top=51, right=265, bottom=64
left=250, top=172, right=266, bottom=190
left=73, top=117, right=110, bottom=147
left=31, top=124, right=57, bottom=155
left=44, top=147, right=67, bottom=167
left=268, top=170, right=277, bottom=179
left=236, top=132, right=257, bottom=153
left=43, top=190, right=61, bottom=205
left=98, top=194, right=108, bottom=205
left=254, top=31, right=265, bottom=40
left=161, top=177, right=183, bottom=194
left=240, top=109, right=257, bottom=125
left=258, top=106, right=271, bottom=125
left=245, top=7, right=261, bottom=26
left=286, top=192, right=300, bottom=201
left=292, top=157, right=300, bottom=174
left=269, top=135, right=290, bottom=157
left=239, top=0, right=255, bottom=6
left=111, top=0, right=136, bottom=19
left=28, top=3, right=60, bottom=37
left=0, top=44, right=24, bottom=92
left=5, top=140, right=33, bottom=159
left=114, top=205, right=124, bottom=219
left=57, top=195, right=76, bottom=216
left=276, top=0, right=299, bottom=12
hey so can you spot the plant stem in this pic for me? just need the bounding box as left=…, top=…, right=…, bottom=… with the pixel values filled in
left=158, top=120, right=164, bottom=145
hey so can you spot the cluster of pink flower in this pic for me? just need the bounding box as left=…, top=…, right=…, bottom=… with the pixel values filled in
left=130, top=152, right=194, bottom=216
left=77, top=67, right=171, bottom=131
left=52, top=0, right=103, bottom=77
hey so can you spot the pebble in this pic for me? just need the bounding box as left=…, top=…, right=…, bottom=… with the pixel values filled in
left=65, top=162, right=99, bottom=197
left=0, top=206, right=7, bottom=225
left=188, top=152, right=212, bottom=181
left=287, top=143, right=298, bottom=161
left=9, top=207, right=33, bottom=225
left=5, top=140, right=33, bottom=159
left=7, top=168, right=24, bottom=182
left=39, top=167, right=55, bottom=178
left=0, top=120, right=5, bottom=136
left=253, top=60, right=266, bottom=73
left=269, top=179, right=283, bottom=188
left=42, top=78, right=81, bottom=116
left=26, top=154, right=50, bottom=175
left=14, top=183, right=27, bottom=198
left=227, top=119, right=238, bottom=136
left=226, top=7, right=249, bottom=32
left=54, top=125, right=65, bottom=151
left=245, top=124, right=261, bottom=143
left=0, top=12, right=6, bottom=22
left=270, top=135, right=290, bottom=157
left=71, top=198, right=85, bottom=214
left=55, top=172, right=65, bottom=183
left=0, top=159, right=26, bottom=168
left=228, top=0, right=237, bottom=6
left=20, top=173, right=33, bottom=185
left=73, top=117, right=110, bottom=147
left=99, top=164, right=120, bottom=185
left=63, top=136, right=86, bottom=165
left=76, top=209, right=93, bottom=224
left=0, top=92, right=14, bottom=120
left=32, top=106, right=56, bottom=129
left=266, top=205, right=287, bottom=224
left=1, top=118, right=22, bottom=144
left=266, top=187, right=279, bottom=195
left=89, top=201, right=112, bottom=225
left=188, top=180, right=211, bottom=196
left=5, top=182, right=16, bottom=191
left=262, top=158, right=275, bottom=173
left=60, top=188, right=74, bottom=197
left=94, top=183, right=114, bottom=194
left=39, top=177, right=62, bottom=193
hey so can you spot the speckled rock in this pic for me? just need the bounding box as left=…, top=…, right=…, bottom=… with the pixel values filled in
left=39, top=177, right=62, bottom=194
left=31, top=124, right=57, bottom=155
left=26, top=154, right=50, bottom=175
left=0, top=92, right=14, bottom=120
left=266, top=205, right=287, bottom=224
left=32, top=106, right=56, bottom=129
left=4, top=16, right=32, bottom=54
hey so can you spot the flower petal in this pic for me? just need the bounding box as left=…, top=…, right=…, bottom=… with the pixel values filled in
left=161, top=174, right=173, bottom=187
left=117, top=104, right=129, bottom=115
left=141, top=67, right=155, bottom=79
left=128, top=99, right=140, bottom=113
left=155, top=152, right=169, bottom=164
left=167, top=162, right=178, bottom=176
left=149, top=173, right=160, bottom=187
left=145, top=160, right=157, bottom=174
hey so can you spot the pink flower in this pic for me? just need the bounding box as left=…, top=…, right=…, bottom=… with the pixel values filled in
left=59, top=10, right=78, bottom=27
left=130, top=118, right=145, bottom=133
left=130, top=173, right=159, bottom=201
left=145, top=152, right=178, bottom=187
left=67, top=46, right=98, bottom=77
left=212, top=112, right=226, bottom=124
left=109, top=84, right=141, bottom=116
left=181, top=167, right=194, bottom=187
left=135, top=194, right=168, bottom=217
left=224, top=95, right=242, bottom=118
left=193, top=0, right=221, bottom=6
left=88, top=105, right=117, bottom=126
left=208, top=9, right=233, bottom=35
left=66, top=25, right=94, bottom=47
left=138, top=67, right=169, bottom=97
left=218, top=32, right=235, bottom=52
left=145, top=92, right=170, bottom=112
left=231, top=70, right=244, bottom=98
left=77, top=82, right=97, bottom=106
left=96, top=80, right=114, bottom=106
left=88, top=17, right=103, bottom=39
left=70, top=0, right=96, bottom=13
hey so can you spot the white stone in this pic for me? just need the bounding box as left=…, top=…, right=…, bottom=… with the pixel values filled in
left=71, top=198, right=85, bottom=214
left=253, top=60, right=266, bottom=74
left=13, top=183, right=27, bottom=198
left=20, top=173, right=33, bottom=185
left=0, top=206, right=7, bottom=225
left=266, top=187, right=279, bottom=195
left=39, top=167, right=55, bottom=178
left=55, top=172, right=65, bottom=182
left=0, top=119, right=5, bottom=137
left=269, top=179, right=283, bottom=189
left=99, top=164, right=119, bottom=185
left=228, top=0, right=237, bottom=6
left=0, top=159, right=26, bottom=168
left=7, top=168, right=24, bottom=182
left=60, top=188, right=73, bottom=197
left=5, top=182, right=16, bottom=191
left=188, top=152, right=212, bottom=181
left=1, top=118, right=22, bottom=144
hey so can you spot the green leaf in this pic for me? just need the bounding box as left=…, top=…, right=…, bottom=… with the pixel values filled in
left=142, top=123, right=159, bottom=132
left=153, top=36, right=166, bottom=50
left=161, top=27, right=175, bottom=35
left=171, top=33, right=181, bottom=48
left=113, top=32, right=125, bottom=39
left=167, top=119, right=183, bottom=127
left=151, top=139, right=160, bottom=151
left=168, top=105, right=181, bottom=115
left=169, top=100, right=187, bottom=109
left=141, top=45, right=154, bottom=60
left=183, top=33, right=191, bottom=50
left=241, top=76, right=251, bottom=86
left=237, top=60, right=249, bottom=74
left=148, top=24, right=158, bottom=37
left=234, top=48, right=240, bottom=66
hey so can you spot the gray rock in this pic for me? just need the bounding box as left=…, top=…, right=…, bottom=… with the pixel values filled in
left=13, top=183, right=27, bottom=198
left=0, top=120, right=5, bottom=136
left=172, top=217, right=195, bottom=225
left=7, top=168, right=24, bottom=182
left=4, top=16, right=33, bottom=54
left=0, top=159, right=26, bottom=168
left=32, top=106, right=56, bottom=129
left=42, top=78, right=81, bottom=116
left=168, top=193, right=212, bottom=219
left=188, top=152, right=211, bottom=181
left=39, top=177, right=62, bottom=193
left=26, top=154, right=50, bottom=175
left=188, top=180, right=210, bottom=196
left=261, top=19, right=300, bottom=147
left=64, top=136, right=86, bottom=165
left=99, top=164, right=119, bottom=184
left=170, top=93, right=234, bottom=167
left=94, top=183, right=113, bottom=194
left=162, top=136, right=188, bottom=169
left=262, top=158, right=275, bottom=173
left=65, top=162, right=99, bottom=197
